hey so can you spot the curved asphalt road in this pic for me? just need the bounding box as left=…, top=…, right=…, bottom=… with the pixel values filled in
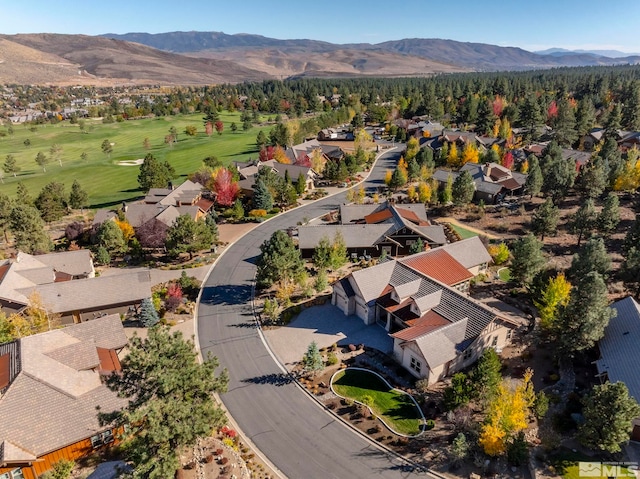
left=197, top=150, right=426, bottom=478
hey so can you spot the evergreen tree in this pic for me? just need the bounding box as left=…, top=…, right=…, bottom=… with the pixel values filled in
left=568, top=198, right=597, bottom=247
left=256, top=230, right=304, bottom=288
left=409, top=238, right=424, bottom=255
left=557, top=272, right=614, bottom=355
left=96, top=220, right=127, bottom=254
left=440, top=174, right=453, bottom=204
left=622, top=81, right=640, bottom=131
left=575, top=155, right=608, bottom=199
left=598, top=192, right=620, bottom=237
left=605, top=103, right=622, bottom=139
left=452, top=170, right=475, bottom=205
left=624, top=214, right=640, bottom=255
left=553, top=97, right=578, bottom=147
left=252, top=178, right=273, bottom=211
left=471, top=348, right=502, bottom=400
left=138, top=154, right=176, bottom=191
left=94, top=245, right=111, bottom=266
left=541, top=142, right=576, bottom=204
left=530, top=198, right=559, bottom=240
left=575, top=97, right=596, bottom=139
left=407, top=158, right=420, bottom=181
left=329, top=231, right=348, bottom=270
left=569, top=237, right=611, bottom=280
left=34, top=182, right=68, bottom=222
left=9, top=204, right=53, bottom=253
left=599, top=138, right=624, bottom=187
left=295, top=173, right=307, bottom=196
left=510, top=234, right=545, bottom=287
left=518, top=93, right=543, bottom=141
left=3, top=154, right=19, bottom=177
left=389, top=167, right=408, bottom=190
left=138, top=297, right=160, bottom=327
left=524, top=155, right=543, bottom=198
left=0, top=194, right=13, bottom=243
left=313, top=236, right=332, bottom=270
left=303, top=341, right=324, bottom=375
left=102, top=327, right=228, bottom=478
left=69, top=180, right=88, bottom=210
left=165, top=215, right=213, bottom=259
left=579, top=382, right=640, bottom=453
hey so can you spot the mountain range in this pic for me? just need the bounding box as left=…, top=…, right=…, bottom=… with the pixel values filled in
left=1, top=31, right=639, bottom=86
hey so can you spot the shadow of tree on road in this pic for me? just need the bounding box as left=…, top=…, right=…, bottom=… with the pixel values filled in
left=241, top=373, right=295, bottom=387
left=200, top=284, right=252, bottom=306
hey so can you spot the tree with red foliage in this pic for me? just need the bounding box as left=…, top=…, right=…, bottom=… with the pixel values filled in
left=212, top=168, right=239, bottom=207
left=502, top=150, right=514, bottom=170
left=214, top=121, right=224, bottom=135
left=259, top=146, right=275, bottom=162
left=165, top=283, right=183, bottom=312
left=492, top=95, right=505, bottom=117
left=547, top=101, right=558, bottom=122
left=295, top=154, right=312, bottom=167
left=205, top=122, right=213, bottom=137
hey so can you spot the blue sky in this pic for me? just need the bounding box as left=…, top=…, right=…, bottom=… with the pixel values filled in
left=2, top=0, right=640, bottom=53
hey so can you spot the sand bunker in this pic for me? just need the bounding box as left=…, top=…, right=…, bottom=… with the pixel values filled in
left=117, top=159, right=144, bottom=166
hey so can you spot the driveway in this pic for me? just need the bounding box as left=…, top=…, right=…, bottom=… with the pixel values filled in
left=263, top=303, right=393, bottom=368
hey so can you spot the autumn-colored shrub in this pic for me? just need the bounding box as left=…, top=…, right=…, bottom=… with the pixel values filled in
left=248, top=209, right=267, bottom=217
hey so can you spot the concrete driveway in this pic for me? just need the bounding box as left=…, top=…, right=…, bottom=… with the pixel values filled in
left=263, top=303, right=393, bottom=368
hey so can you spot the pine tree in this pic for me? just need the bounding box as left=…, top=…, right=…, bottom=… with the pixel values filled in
left=452, top=170, right=475, bottom=205
left=575, top=155, right=608, bottom=199
left=530, top=198, right=559, bottom=240
left=253, top=178, right=273, bottom=211
left=256, top=230, right=304, bottom=288
left=525, top=155, right=543, bottom=198
left=69, top=180, right=89, bottom=210
left=102, top=326, right=228, bottom=478
left=510, top=234, right=545, bottom=287
left=96, top=220, right=127, bottom=254
left=579, top=382, right=640, bottom=453
left=165, top=214, right=213, bottom=259
left=472, top=348, right=502, bottom=400
left=598, top=193, right=620, bottom=237
left=138, top=297, right=160, bottom=327
left=568, top=198, right=597, bottom=247
left=557, top=272, right=614, bottom=354
left=569, top=237, right=611, bottom=280
left=9, top=204, right=52, bottom=253
left=303, top=341, right=324, bottom=375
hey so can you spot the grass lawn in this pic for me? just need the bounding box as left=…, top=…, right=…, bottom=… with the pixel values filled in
left=449, top=223, right=479, bottom=239
left=0, top=112, right=271, bottom=208
left=498, top=267, right=511, bottom=282
left=549, top=448, right=634, bottom=479
left=331, top=369, right=423, bottom=436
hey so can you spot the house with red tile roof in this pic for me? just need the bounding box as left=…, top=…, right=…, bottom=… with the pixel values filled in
left=0, top=315, right=127, bottom=479
left=332, top=238, right=517, bottom=384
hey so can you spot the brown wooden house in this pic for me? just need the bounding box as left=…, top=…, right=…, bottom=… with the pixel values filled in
left=0, top=315, right=128, bottom=479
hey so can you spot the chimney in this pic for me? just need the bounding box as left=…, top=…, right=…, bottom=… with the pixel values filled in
left=168, top=181, right=174, bottom=190
left=121, top=201, right=128, bottom=213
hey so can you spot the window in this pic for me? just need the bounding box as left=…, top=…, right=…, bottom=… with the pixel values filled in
left=91, top=430, right=115, bottom=449
left=463, top=349, right=473, bottom=361
left=491, top=336, right=498, bottom=347
left=0, top=469, right=24, bottom=479
left=410, top=357, right=422, bottom=374
left=506, top=329, right=513, bottom=341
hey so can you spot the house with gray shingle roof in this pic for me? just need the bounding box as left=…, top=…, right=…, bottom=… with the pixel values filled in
left=0, top=315, right=128, bottom=479
left=297, top=201, right=447, bottom=260
left=332, top=247, right=518, bottom=384
left=595, top=296, right=640, bottom=442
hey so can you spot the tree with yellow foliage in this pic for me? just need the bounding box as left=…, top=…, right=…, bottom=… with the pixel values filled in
left=460, top=143, right=480, bottom=165
left=418, top=182, right=432, bottom=204
left=310, top=148, right=326, bottom=173
left=407, top=185, right=417, bottom=202
left=356, top=185, right=366, bottom=204
left=398, top=156, right=408, bottom=171
left=535, top=273, right=572, bottom=331
left=115, top=218, right=135, bottom=243
left=384, top=169, right=393, bottom=187
left=354, top=129, right=374, bottom=152
left=272, top=146, right=290, bottom=164
left=447, top=143, right=459, bottom=167
left=420, top=164, right=433, bottom=181
left=405, top=137, right=420, bottom=160
left=613, top=148, right=640, bottom=191
left=479, top=369, right=534, bottom=456
left=372, top=193, right=380, bottom=204
left=0, top=292, right=60, bottom=342
left=498, top=118, right=513, bottom=141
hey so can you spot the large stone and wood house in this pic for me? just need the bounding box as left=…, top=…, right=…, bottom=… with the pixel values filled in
left=0, top=315, right=128, bottom=479
left=332, top=237, right=515, bottom=384
left=297, top=202, right=447, bottom=259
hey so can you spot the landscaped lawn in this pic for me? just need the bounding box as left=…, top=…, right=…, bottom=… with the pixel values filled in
left=449, top=223, right=479, bottom=239
left=331, top=368, right=423, bottom=436
left=0, top=112, right=271, bottom=208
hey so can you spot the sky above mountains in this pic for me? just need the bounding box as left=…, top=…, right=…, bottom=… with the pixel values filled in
left=3, top=0, right=640, bottom=53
